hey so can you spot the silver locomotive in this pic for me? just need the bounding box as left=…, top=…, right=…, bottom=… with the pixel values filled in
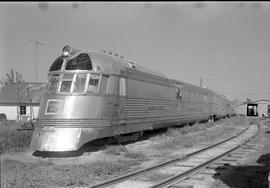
left=30, top=46, right=235, bottom=151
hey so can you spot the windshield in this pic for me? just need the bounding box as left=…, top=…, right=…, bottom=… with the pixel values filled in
left=49, top=56, right=63, bottom=71
left=65, top=53, right=92, bottom=70
left=49, top=73, right=109, bottom=94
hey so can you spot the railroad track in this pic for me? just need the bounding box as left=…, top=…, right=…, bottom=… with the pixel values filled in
left=90, top=124, right=259, bottom=188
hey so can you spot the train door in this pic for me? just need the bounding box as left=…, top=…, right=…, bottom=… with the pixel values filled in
left=119, top=77, right=126, bottom=124
left=174, top=83, right=183, bottom=114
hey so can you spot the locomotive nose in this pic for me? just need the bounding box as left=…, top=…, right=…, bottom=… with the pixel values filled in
left=30, top=127, right=82, bottom=151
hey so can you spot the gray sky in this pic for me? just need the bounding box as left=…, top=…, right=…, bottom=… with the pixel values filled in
left=0, top=2, right=269, bottom=101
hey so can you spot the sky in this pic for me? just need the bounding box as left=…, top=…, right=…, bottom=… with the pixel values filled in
left=0, top=2, right=270, bottom=102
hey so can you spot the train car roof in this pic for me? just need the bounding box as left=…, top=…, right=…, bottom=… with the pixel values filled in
left=87, top=50, right=230, bottom=101
left=172, top=79, right=231, bottom=102
left=171, top=79, right=213, bottom=93
left=87, top=51, right=168, bottom=79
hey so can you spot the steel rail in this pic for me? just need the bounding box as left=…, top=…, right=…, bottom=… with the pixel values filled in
left=90, top=126, right=251, bottom=188
left=150, top=124, right=259, bottom=188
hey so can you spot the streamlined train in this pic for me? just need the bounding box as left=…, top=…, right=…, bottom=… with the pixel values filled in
left=30, top=46, right=235, bottom=152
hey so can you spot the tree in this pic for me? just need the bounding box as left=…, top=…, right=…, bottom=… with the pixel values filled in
left=0, top=69, right=24, bottom=86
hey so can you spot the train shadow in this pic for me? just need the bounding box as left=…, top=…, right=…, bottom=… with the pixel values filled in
left=213, top=153, right=270, bottom=187
left=32, top=150, right=84, bottom=158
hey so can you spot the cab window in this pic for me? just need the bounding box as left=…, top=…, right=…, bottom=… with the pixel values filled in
left=87, top=74, right=99, bottom=93
left=99, top=75, right=109, bottom=93
left=47, top=74, right=59, bottom=93
left=60, top=73, right=75, bottom=93
left=73, top=74, right=87, bottom=93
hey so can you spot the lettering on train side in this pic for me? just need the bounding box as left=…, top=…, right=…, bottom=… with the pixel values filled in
left=146, top=105, right=165, bottom=111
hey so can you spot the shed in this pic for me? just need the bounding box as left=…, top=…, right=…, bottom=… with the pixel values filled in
left=236, top=99, right=270, bottom=117
left=0, top=82, right=46, bottom=121
left=255, top=99, right=270, bottom=117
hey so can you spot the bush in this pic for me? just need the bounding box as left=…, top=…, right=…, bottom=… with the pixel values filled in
left=0, top=127, right=33, bottom=154
left=0, top=113, right=7, bottom=121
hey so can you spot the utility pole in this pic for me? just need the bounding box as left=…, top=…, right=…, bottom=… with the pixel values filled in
left=28, top=39, right=46, bottom=82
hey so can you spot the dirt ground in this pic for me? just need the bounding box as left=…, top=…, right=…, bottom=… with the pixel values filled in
left=0, top=116, right=265, bottom=188
left=209, top=118, right=270, bottom=188
left=178, top=118, right=270, bottom=188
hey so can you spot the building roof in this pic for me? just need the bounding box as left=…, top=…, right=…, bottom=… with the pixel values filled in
left=254, top=99, right=270, bottom=103
left=0, top=82, right=46, bottom=106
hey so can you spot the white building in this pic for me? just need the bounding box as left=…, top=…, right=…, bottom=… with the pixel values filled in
left=0, top=82, right=46, bottom=121
left=236, top=99, right=270, bottom=117
left=255, top=99, right=270, bottom=117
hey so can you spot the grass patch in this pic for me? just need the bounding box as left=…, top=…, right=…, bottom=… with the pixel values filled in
left=0, top=121, right=33, bottom=154
left=163, top=122, right=213, bottom=137
left=104, top=145, right=146, bottom=160
left=104, top=145, right=128, bottom=155
left=249, top=118, right=259, bottom=125
left=124, top=150, right=145, bottom=159
left=2, top=158, right=139, bottom=187
left=219, top=116, right=248, bottom=126
left=152, top=117, right=246, bottom=150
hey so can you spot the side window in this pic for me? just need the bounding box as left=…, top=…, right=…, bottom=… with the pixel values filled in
left=119, top=77, right=126, bottom=96
left=87, top=74, right=99, bottom=93
left=73, top=74, right=87, bottom=93
left=60, top=73, right=75, bottom=93
left=99, top=75, right=109, bottom=93
left=174, top=83, right=183, bottom=101
left=47, top=74, right=59, bottom=93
